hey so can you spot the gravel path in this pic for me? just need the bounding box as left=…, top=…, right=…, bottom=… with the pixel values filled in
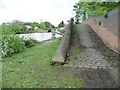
left=65, top=23, right=118, bottom=88
left=74, top=23, right=110, bottom=69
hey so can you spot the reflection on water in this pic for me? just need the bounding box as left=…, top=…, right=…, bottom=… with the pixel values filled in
left=19, top=33, right=62, bottom=42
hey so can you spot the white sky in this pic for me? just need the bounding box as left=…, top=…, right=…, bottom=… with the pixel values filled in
left=0, top=0, right=79, bottom=26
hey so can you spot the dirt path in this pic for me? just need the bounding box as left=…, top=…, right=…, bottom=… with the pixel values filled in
left=65, top=23, right=118, bottom=88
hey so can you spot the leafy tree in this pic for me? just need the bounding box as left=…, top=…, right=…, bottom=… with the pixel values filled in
left=24, top=22, right=40, bottom=30
left=32, top=22, right=39, bottom=27
left=1, top=22, right=26, bottom=34
left=58, top=21, right=65, bottom=27
left=73, top=1, right=119, bottom=23
left=1, top=24, right=14, bottom=35
left=10, top=22, right=26, bottom=34
left=23, top=22, right=33, bottom=26
left=44, top=21, right=52, bottom=29
left=39, top=22, right=46, bottom=30
left=31, top=22, right=40, bottom=30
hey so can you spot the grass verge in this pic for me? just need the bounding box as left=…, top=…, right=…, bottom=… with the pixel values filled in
left=2, top=39, right=84, bottom=88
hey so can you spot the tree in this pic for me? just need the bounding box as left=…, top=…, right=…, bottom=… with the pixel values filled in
left=1, top=24, right=14, bottom=35
left=58, top=21, right=65, bottom=28
left=32, top=22, right=40, bottom=30
left=73, top=1, right=119, bottom=23
left=39, top=22, right=46, bottom=30
left=23, top=22, right=33, bottom=26
left=24, top=22, right=40, bottom=30
left=10, top=22, right=26, bottom=34
left=73, top=2, right=82, bottom=24
left=44, top=21, right=52, bottom=29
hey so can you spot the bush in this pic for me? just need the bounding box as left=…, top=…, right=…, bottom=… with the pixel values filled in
left=2, top=35, right=38, bottom=57
left=23, top=38, right=38, bottom=48
left=1, top=22, right=39, bottom=57
left=2, top=35, right=25, bottom=57
left=1, top=24, right=14, bottom=35
left=1, top=22, right=27, bottom=34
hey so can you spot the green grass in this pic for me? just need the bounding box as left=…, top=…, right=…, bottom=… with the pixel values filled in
left=72, top=48, right=80, bottom=55
left=68, top=48, right=80, bottom=64
left=2, top=39, right=84, bottom=88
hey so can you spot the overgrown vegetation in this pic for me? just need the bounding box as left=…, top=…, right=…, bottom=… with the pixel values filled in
left=73, top=1, right=119, bottom=23
left=1, top=20, right=55, bottom=34
left=1, top=23, right=38, bottom=57
left=2, top=35, right=25, bottom=57
left=23, top=38, right=38, bottom=48
left=1, top=22, right=26, bottom=34
left=1, top=19, right=57, bottom=57
left=2, top=35, right=38, bottom=57
left=2, top=39, right=84, bottom=88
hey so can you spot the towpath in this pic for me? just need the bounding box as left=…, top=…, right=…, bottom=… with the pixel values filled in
left=64, top=23, right=118, bottom=88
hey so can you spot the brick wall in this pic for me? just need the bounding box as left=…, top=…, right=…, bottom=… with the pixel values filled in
left=87, top=7, right=119, bottom=53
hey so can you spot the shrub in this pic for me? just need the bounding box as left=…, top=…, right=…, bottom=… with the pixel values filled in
left=2, top=35, right=25, bottom=57
left=1, top=22, right=38, bottom=58
left=1, top=24, right=14, bottom=35
left=23, top=38, right=38, bottom=48
left=2, top=35, right=38, bottom=57
left=1, top=22, right=27, bottom=34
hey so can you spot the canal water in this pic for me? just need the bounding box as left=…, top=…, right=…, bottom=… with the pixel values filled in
left=19, top=33, right=62, bottom=42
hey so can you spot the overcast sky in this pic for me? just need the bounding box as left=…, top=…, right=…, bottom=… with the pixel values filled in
left=0, top=0, right=79, bottom=26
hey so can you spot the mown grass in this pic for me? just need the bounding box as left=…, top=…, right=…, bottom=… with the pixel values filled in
left=2, top=39, right=84, bottom=88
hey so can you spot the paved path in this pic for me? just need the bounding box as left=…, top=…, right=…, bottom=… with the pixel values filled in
left=64, top=23, right=118, bottom=88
